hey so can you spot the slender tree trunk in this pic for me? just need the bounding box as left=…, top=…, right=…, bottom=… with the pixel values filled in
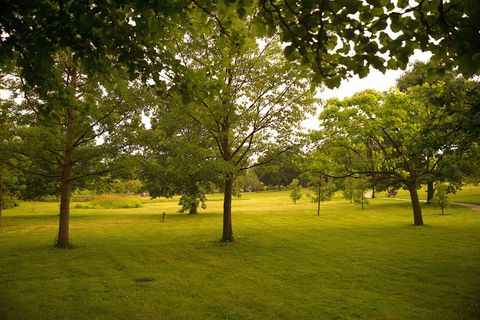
left=371, top=185, right=376, bottom=199
left=407, top=182, right=424, bottom=226
left=0, top=164, right=3, bottom=227
left=426, top=181, right=434, bottom=204
left=222, top=177, right=234, bottom=242
left=56, top=108, right=75, bottom=248
left=317, top=183, right=321, bottom=216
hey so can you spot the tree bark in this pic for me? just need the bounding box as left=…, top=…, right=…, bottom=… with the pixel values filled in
left=317, top=183, right=321, bottom=216
left=222, top=177, right=234, bottom=242
left=189, top=202, right=198, bottom=215
left=371, top=185, right=376, bottom=199
left=56, top=108, right=75, bottom=248
left=0, top=164, right=3, bottom=227
left=407, top=182, right=424, bottom=226
left=426, top=181, right=434, bottom=204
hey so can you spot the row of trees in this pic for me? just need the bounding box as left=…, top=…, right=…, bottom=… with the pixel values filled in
left=0, top=4, right=316, bottom=246
left=309, top=62, right=479, bottom=225
left=1, top=1, right=479, bottom=246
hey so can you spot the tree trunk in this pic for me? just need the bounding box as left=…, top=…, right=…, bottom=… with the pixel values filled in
left=56, top=109, right=75, bottom=248
left=407, top=182, right=424, bottom=226
left=426, top=181, right=434, bottom=204
left=222, top=177, right=234, bottom=242
left=371, top=185, right=376, bottom=199
left=317, top=183, right=321, bottom=216
left=189, top=203, right=198, bottom=215
left=0, top=164, right=3, bottom=227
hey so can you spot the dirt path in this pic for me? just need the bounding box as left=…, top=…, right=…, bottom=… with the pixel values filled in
left=451, top=202, right=480, bottom=211
left=378, top=197, right=480, bottom=211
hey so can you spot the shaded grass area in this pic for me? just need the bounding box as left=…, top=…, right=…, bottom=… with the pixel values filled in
left=0, top=191, right=479, bottom=319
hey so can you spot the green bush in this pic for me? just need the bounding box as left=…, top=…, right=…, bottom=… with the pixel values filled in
left=1, top=196, right=16, bottom=209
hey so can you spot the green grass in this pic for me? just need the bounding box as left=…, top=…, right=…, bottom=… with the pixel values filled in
left=377, top=183, right=480, bottom=204
left=1, top=191, right=479, bottom=319
left=448, top=184, right=480, bottom=204
left=74, top=195, right=143, bottom=209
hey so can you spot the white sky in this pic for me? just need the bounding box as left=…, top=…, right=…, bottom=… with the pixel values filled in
left=302, top=49, right=432, bottom=129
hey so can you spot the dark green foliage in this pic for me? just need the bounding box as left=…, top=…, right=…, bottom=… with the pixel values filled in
left=140, top=95, right=218, bottom=214
left=255, top=160, right=300, bottom=188
left=0, top=0, right=189, bottom=93
left=256, top=0, right=480, bottom=87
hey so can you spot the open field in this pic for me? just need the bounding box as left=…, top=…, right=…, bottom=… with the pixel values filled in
left=1, top=191, right=479, bottom=319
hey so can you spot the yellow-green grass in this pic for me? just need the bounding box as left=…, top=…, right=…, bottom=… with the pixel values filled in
left=377, top=184, right=480, bottom=204
left=0, top=191, right=479, bottom=319
left=74, top=195, right=143, bottom=209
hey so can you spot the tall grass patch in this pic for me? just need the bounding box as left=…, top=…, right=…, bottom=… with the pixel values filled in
left=74, top=195, right=143, bottom=209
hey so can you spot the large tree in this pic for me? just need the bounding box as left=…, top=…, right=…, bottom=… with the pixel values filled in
left=0, top=99, right=17, bottom=226
left=397, top=61, right=480, bottom=202
left=161, top=10, right=316, bottom=241
left=4, top=55, right=151, bottom=247
left=318, top=85, right=478, bottom=225
left=140, top=105, right=219, bottom=215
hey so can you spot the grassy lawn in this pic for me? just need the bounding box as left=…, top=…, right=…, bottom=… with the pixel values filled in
left=377, top=184, right=480, bottom=204
left=1, top=191, right=479, bottom=319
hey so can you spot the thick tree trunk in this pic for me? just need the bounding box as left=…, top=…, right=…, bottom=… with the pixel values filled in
left=426, top=181, right=434, bottom=204
left=407, top=182, right=424, bottom=226
left=56, top=109, right=75, bottom=248
left=0, top=164, right=3, bottom=227
left=189, top=203, right=198, bottom=215
left=222, top=177, right=234, bottom=242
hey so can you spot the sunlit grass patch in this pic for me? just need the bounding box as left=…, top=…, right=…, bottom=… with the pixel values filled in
left=1, top=190, right=479, bottom=319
